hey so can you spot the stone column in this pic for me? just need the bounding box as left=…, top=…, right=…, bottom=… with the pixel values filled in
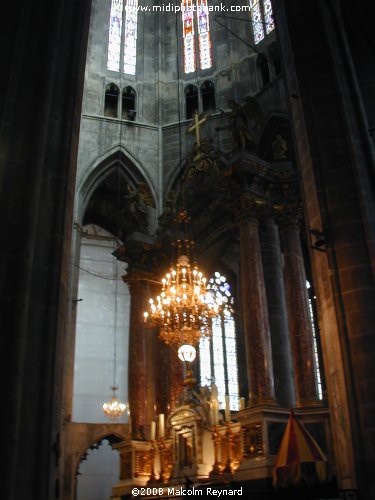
left=239, top=217, right=275, bottom=405
left=155, top=339, right=170, bottom=415
left=123, top=270, right=149, bottom=439
left=169, top=346, right=184, bottom=411
left=280, top=220, right=319, bottom=407
left=0, top=1, right=91, bottom=497
left=261, top=217, right=295, bottom=408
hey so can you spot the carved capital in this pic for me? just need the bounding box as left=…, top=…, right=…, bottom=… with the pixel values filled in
left=275, top=204, right=303, bottom=229
left=235, top=193, right=278, bottom=226
left=122, top=270, right=158, bottom=295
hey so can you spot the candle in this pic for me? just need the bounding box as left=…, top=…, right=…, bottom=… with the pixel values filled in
left=127, top=408, right=132, bottom=436
left=158, top=413, right=165, bottom=438
left=225, top=395, right=231, bottom=422
left=213, top=401, right=219, bottom=425
left=239, top=397, right=245, bottom=411
left=150, top=421, right=156, bottom=441
left=210, top=404, right=214, bottom=426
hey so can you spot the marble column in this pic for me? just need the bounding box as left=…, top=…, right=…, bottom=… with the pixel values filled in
left=155, top=339, right=170, bottom=415
left=261, top=217, right=295, bottom=408
left=123, top=270, right=149, bottom=439
left=169, top=346, right=184, bottom=411
left=280, top=221, right=319, bottom=407
left=240, top=217, right=276, bottom=405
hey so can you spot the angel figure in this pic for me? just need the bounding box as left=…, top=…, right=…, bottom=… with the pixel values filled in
left=157, top=190, right=176, bottom=234
left=217, top=97, right=264, bottom=151
left=272, top=134, right=288, bottom=160
left=124, top=182, right=155, bottom=233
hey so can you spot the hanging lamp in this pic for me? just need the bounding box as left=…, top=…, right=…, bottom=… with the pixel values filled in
left=102, top=182, right=127, bottom=420
left=144, top=208, right=219, bottom=348
left=103, top=385, right=126, bottom=419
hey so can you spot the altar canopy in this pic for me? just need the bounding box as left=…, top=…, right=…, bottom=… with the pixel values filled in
left=273, top=411, right=329, bottom=488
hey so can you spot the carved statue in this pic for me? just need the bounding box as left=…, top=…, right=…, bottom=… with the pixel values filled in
left=272, top=134, right=288, bottom=160
left=175, top=382, right=223, bottom=426
left=216, top=97, right=264, bottom=151
left=157, top=190, right=176, bottom=234
left=124, top=183, right=154, bottom=233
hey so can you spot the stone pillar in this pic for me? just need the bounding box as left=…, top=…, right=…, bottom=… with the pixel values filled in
left=155, top=343, right=183, bottom=414
left=280, top=220, right=319, bottom=407
left=239, top=217, right=275, bottom=405
left=155, top=339, right=170, bottom=415
left=124, top=270, right=149, bottom=439
left=261, top=217, right=295, bottom=408
left=0, top=1, right=91, bottom=498
left=169, top=346, right=184, bottom=411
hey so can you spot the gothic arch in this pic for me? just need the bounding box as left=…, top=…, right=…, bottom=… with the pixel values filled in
left=122, top=86, right=137, bottom=120
left=185, top=84, right=199, bottom=119
left=77, top=148, right=158, bottom=225
left=75, top=432, right=124, bottom=472
left=104, top=83, right=120, bottom=118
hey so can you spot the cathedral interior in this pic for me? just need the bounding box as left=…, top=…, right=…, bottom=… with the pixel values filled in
left=1, top=1, right=375, bottom=499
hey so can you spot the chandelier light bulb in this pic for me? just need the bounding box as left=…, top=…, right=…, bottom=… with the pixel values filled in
left=178, top=344, right=196, bottom=362
left=102, top=386, right=127, bottom=420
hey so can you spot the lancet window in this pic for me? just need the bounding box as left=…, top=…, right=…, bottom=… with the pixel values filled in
left=199, top=272, right=239, bottom=410
left=306, top=280, right=323, bottom=400
left=249, top=0, right=275, bottom=44
left=182, top=0, right=212, bottom=74
left=107, top=0, right=138, bottom=75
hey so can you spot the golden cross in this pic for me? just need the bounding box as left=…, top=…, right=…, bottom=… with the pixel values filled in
left=187, top=111, right=208, bottom=147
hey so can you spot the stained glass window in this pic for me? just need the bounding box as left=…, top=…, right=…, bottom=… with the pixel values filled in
left=182, top=0, right=212, bottom=74
left=107, top=0, right=123, bottom=71
left=249, top=0, right=275, bottom=45
left=197, top=0, right=212, bottom=70
left=182, top=0, right=196, bottom=74
left=199, top=272, right=240, bottom=411
left=107, top=0, right=138, bottom=74
left=263, top=0, right=275, bottom=34
left=123, top=0, right=138, bottom=75
left=306, top=281, right=323, bottom=400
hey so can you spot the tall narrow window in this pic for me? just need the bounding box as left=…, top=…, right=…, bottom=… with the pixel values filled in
left=201, top=80, right=215, bottom=112
left=107, top=0, right=138, bottom=75
left=107, top=0, right=123, bottom=71
left=197, top=0, right=212, bottom=70
left=249, top=0, right=275, bottom=45
left=182, top=0, right=196, bottom=74
left=306, top=280, right=323, bottom=400
left=104, top=84, right=119, bottom=117
left=123, top=0, right=138, bottom=75
left=122, top=86, right=136, bottom=120
left=199, top=272, right=239, bottom=410
left=182, top=0, right=212, bottom=74
left=263, top=0, right=275, bottom=34
left=185, top=84, right=199, bottom=119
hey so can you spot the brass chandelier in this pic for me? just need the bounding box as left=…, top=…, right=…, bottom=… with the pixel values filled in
left=103, top=385, right=126, bottom=420
left=144, top=209, right=220, bottom=347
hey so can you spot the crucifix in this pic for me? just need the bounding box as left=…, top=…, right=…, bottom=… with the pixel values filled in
left=187, top=111, right=208, bottom=148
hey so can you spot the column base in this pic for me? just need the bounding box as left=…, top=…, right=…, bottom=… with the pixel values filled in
left=295, top=398, right=325, bottom=410
left=248, top=395, right=279, bottom=408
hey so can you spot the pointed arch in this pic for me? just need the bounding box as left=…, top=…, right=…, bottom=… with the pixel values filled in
left=185, top=84, right=199, bottom=119
left=104, top=83, right=120, bottom=117
left=201, top=80, right=215, bottom=112
left=77, top=147, right=158, bottom=224
left=122, top=86, right=136, bottom=120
